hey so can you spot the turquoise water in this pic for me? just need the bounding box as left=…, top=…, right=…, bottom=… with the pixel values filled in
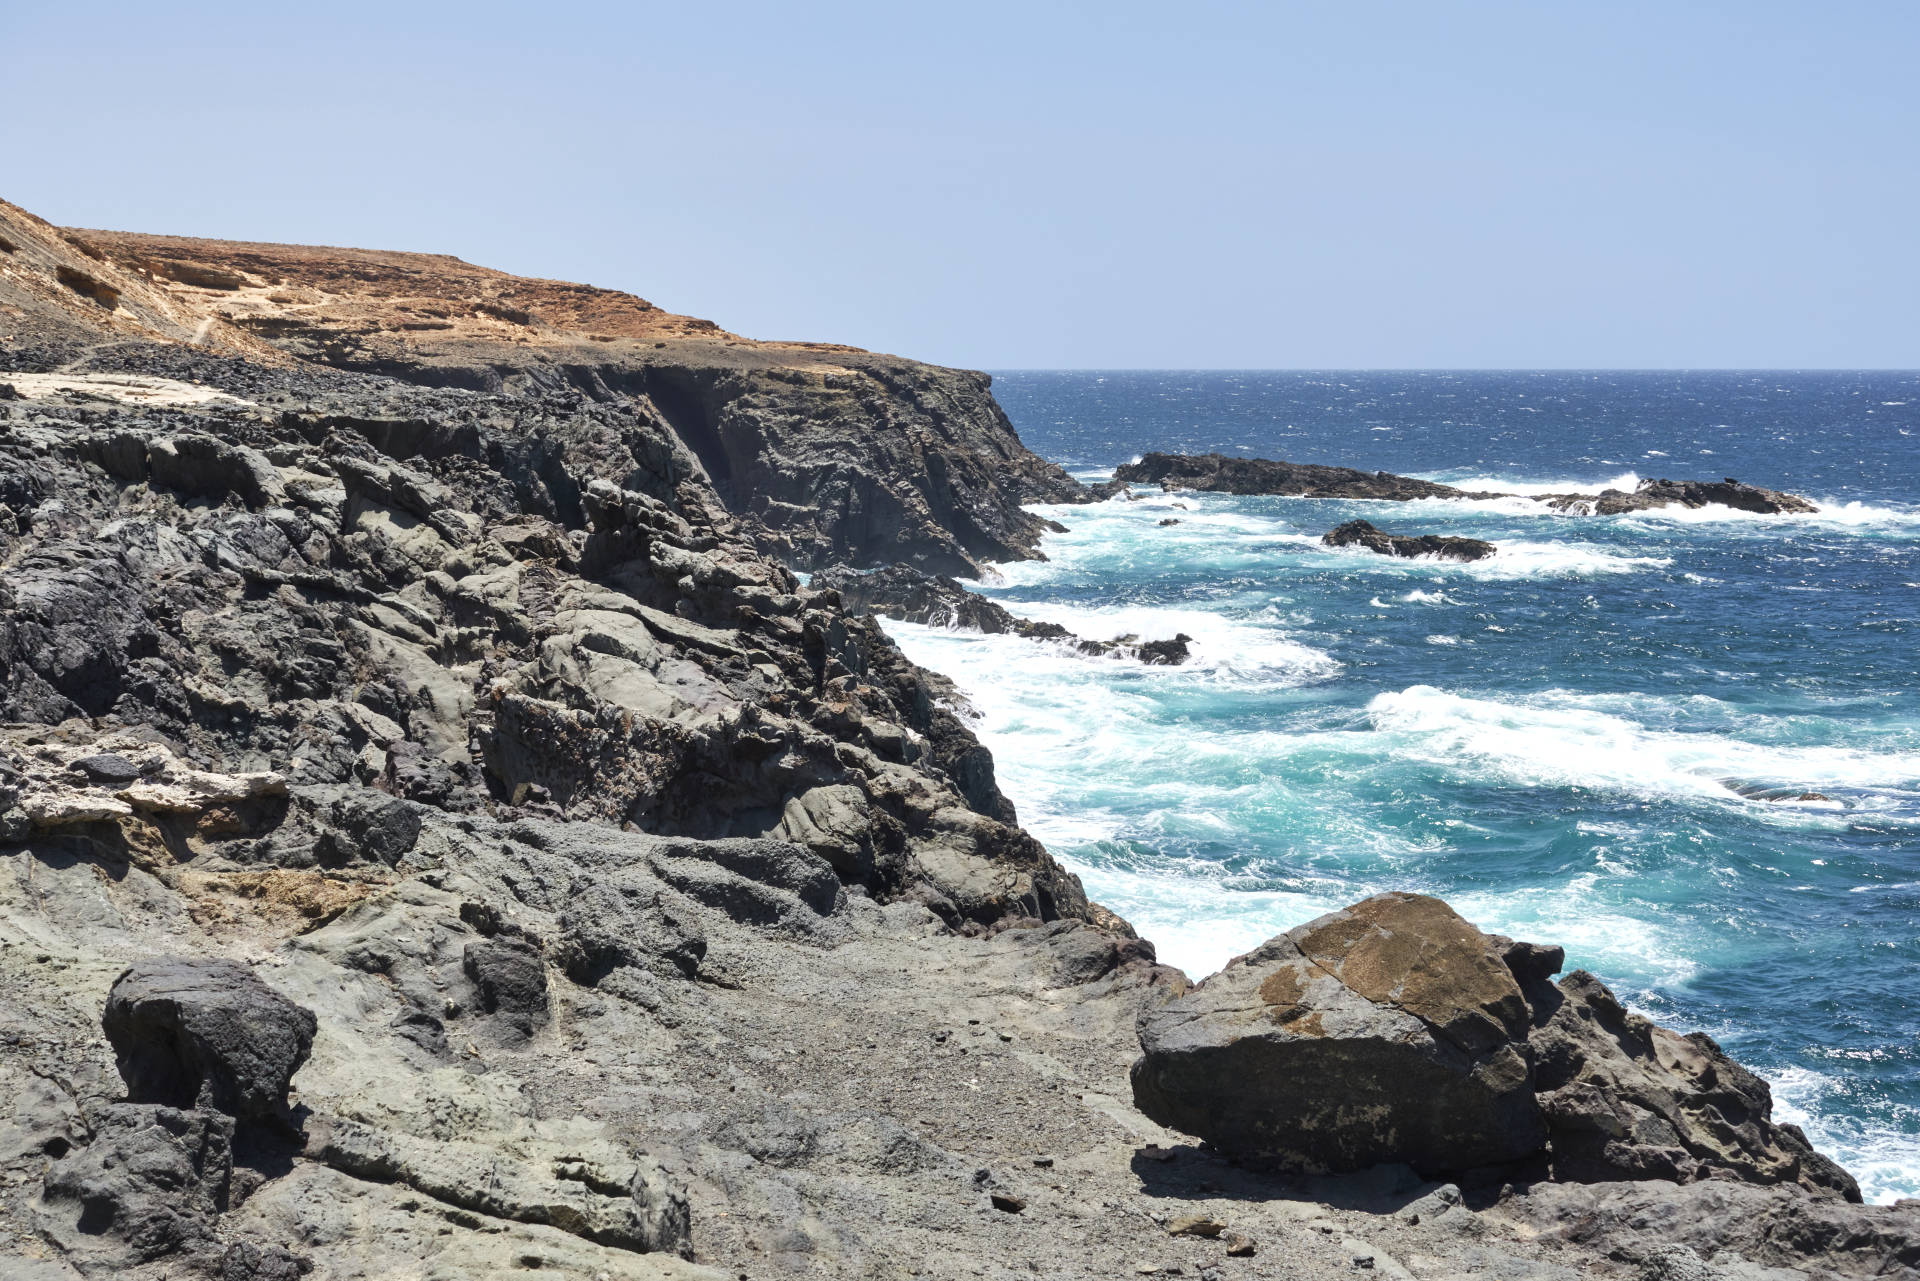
left=885, top=371, right=1920, bottom=1201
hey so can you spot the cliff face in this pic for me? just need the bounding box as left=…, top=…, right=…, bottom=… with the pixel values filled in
left=10, top=210, right=1085, bottom=577
left=2, top=194, right=1101, bottom=926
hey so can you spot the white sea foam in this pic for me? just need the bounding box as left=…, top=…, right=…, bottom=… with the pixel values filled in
left=1429, top=470, right=1644, bottom=498
left=1311, top=537, right=1669, bottom=579
left=1367, top=686, right=1920, bottom=812
left=1002, top=599, right=1342, bottom=684
left=1466, top=542, right=1673, bottom=578
left=1768, top=1066, right=1920, bottom=1204
left=1451, top=884, right=1703, bottom=990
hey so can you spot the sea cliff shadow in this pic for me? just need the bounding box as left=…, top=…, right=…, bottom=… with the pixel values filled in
left=1129, top=1143, right=1492, bottom=1213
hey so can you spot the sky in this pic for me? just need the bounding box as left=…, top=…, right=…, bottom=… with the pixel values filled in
left=5, top=2, right=1916, bottom=369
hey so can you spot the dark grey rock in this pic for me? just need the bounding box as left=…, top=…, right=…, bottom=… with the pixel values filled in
left=1132, top=893, right=1546, bottom=1174
left=462, top=936, right=550, bottom=1036
left=818, top=562, right=1192, bottom=666
left=1541, top=477, right=1818, bottom=516
left=556, top=879, right=707, bottom=983
left=36, top=1103, right=232, bottom=1265
left=68, top=752, right=141, bottom=785
left=1133, top=892, right=1861, bottom=1198
left=103, top=959, right=317, bottom=1128
left=1114, top=453, right=1500, bottom=501
left=1323, top=519, right=1496, bottom=562
left=220, top=1240, right=312, bottom=1281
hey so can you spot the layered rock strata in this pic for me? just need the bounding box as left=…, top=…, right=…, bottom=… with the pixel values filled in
left=3, top=197, right=1088, bottom=578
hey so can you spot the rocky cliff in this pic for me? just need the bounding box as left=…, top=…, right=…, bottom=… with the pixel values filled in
left=4, top=199, right=1087, bottom=578
left=3, top=195, right=1915, bottom=1281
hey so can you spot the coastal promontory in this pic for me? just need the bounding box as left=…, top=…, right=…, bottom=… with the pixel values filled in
left=1, top=194, right=1910, bottom=1281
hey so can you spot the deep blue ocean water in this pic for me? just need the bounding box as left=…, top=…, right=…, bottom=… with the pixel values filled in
left=882, top=371, right=1920, bottom=1201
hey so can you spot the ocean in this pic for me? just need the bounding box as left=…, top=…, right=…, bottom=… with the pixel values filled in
left=881, top=370, right=1920, bottom=1202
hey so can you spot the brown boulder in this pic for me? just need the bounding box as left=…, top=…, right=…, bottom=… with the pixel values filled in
left=1131, top=893, right=1547, bottom=1173
left=1132, top=892, right=1860, bottom=1199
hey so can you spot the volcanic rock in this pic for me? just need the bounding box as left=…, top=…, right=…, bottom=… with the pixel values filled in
left=36, top=1103, right=234, bottom=1266
left=1322, top=519, right=1496, bottom=562
left=103, top=959, right=317, bottom=1129
left=1132, top=893, right=1547, bottom=1173
left=0, top=192, right=1892, bottom=1280
left=1115, top=452, right=1819, bottom=517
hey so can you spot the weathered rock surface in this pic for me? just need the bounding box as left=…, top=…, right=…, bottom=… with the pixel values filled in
left=815, top=563, right=1192, bottom=665
left=1134, top=893, right=1862, bottom=1202
left=35, top=1103, right=235, bottom=1268
left=4, top=197, right=1088, bottom=577
left=1132, top=893, right=1546, bottom=1174
left=1322, top=519, right=1497, bottom=562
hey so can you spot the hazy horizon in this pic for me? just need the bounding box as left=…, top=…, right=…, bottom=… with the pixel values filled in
left=7, top=1, right=1916, bottom=370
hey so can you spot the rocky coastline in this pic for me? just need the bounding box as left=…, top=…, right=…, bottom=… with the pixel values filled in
left=3, top=194, right=1914, bottom=1280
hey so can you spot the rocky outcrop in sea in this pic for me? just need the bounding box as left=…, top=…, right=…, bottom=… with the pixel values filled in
left=1322, top=519, right=1497, bottom=562
left=1116, top=451, right=1821, bottom=515
left=815, top=563, right=1193, bottom=664
left=2, top=194, right=1911, bottom=1280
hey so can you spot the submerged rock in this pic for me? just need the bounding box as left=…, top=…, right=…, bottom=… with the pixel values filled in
left=1132, top=892, right=1860, bottom=1200
left=1322, top=519, right=1496, bottom=562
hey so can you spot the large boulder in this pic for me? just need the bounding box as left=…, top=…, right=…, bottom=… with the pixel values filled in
left=1131, top=893, right=1546, bottom=1173
left=103, top=959, right=318, bottom=1128
left=1132, top=893, right=1860, bottom=1199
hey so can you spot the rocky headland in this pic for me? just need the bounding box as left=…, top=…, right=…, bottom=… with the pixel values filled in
left=1114, top=452, right=1820, bottom=516
left=2, top=194, right=1914, bottom=1280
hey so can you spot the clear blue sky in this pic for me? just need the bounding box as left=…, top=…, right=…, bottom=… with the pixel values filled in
left=6, top=2, right=1915, bottom=369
